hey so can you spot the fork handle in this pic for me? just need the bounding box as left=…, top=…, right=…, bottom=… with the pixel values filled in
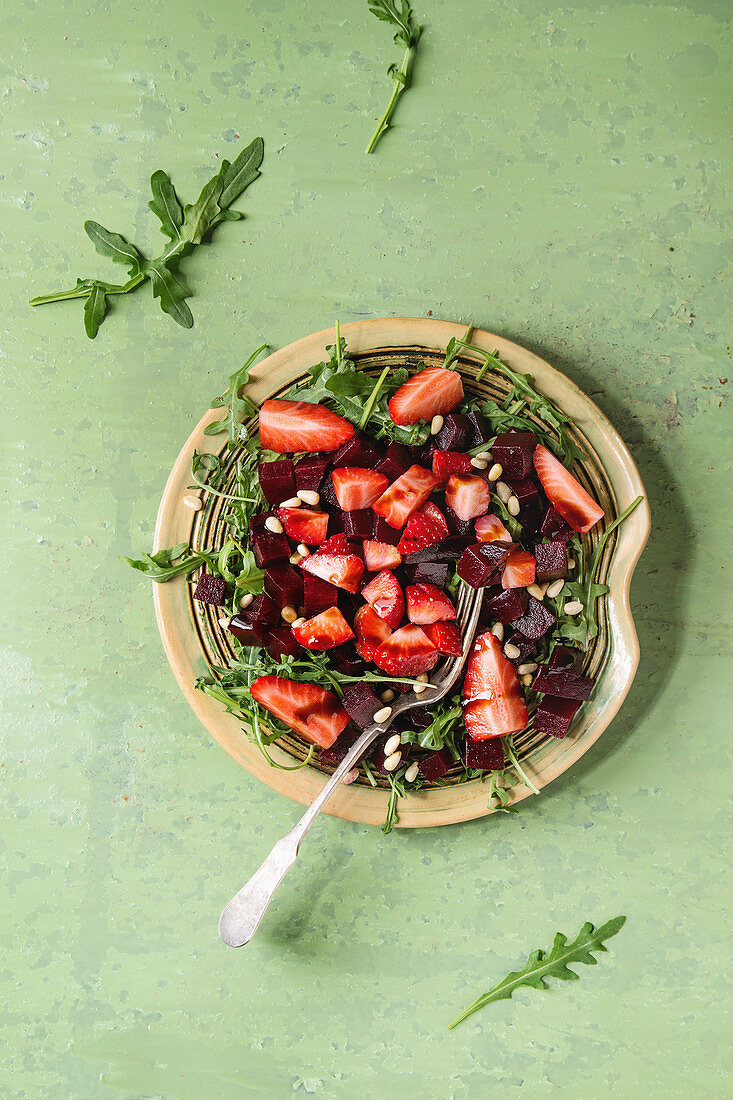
left=218, top=723, right=383, bottom=947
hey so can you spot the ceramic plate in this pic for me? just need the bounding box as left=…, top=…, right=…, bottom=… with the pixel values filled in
left=153, top=318, right=650, bottom=826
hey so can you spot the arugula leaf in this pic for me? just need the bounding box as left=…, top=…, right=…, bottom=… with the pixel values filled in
left=122, top=543, right=212, bottom=582
left=204, top=344, right=267, bottom=442
left=381, top=765, right=409, bottom=834
left=216, top=137, right=265, bottom=214
left=148, top=170, right=184, bottom=241
left=180, top=175, right=225, bottom=246
left=488, top=773, right=518, bottom=814
left=146, top=260, right=194, bottom=328
left=366, top=1, right=423, bottom=154
left=234, top=549, right=266, bottom=596
left=83, top=283, right=108, bottom=339
left=448, top=916, right=626, bottom=1028
left=84, top=220, right=144, bottom=277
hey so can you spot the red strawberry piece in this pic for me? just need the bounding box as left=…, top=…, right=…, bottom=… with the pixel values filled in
left=475, top=513, right=512, bottom=543
left=361, top=569, right=405, bottom=628
left=291, top=606, right=355, bottom=650
left=533, top=444, right=604, bottom=533
left=372, top=624, right=440, bottom=676
left=250, top=674, right=349, bottom=749
left=372, top=465, right=437, bottom=529
left=331, top=467, right=389, bottom=511
left=363, top=540, right=402, bottom=571
left=445, top=473, right=491, bottom=521
left=312, top=532, right=350, bottom=557
left=300, top=536, right=364, bottom=593
left=462, top=632, right=528, bottom=740
left=406, top=582, right=457, bottom=625
left=353, top=604, right=392, bottom=660
left=432, top=450, right=472, bottom=487
left=259, top=399, right=354, bottom=454
left=422, top=621, right=463, bottom=656
left=388, top=366, right=464, bottom=426
left=276, top=507, right=329, bottom=545
left=501, top=548, right=537, bottom=590
left=419, top=501, right=449, bottom=533
left=396, top=510, right=447, bottom=554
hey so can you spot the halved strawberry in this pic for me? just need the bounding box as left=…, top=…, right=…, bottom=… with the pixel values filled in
left=432, top=450, right=472, bottom=487
left=259, top=400, right=354, bottom=454
left=397, top=510, right=447, bottom=554
left=250, top=674, right=349, bottom=748
left=361, top=569, right=405, bottom=628
left=372, top=465, right=437, bottom=529
left=363, top=540, right=402, bottom=571
left=462, top=632, right=528, bottom=740
left=331, top=467, right=389, bottom=511
left=423, top=621, right=463, bottom=656
left=419, top=501, right=449, bottom=533
left=406, top=582, right=457, bottom=625
left=533, top=444, right=604, bottom=534
left=388, top=366, right=464, bottom=426
left=354, top=604, right=392, bottom=660
left=300, top=535, right=364, bottom=593
left=372, top=624, right=439, bottom=676
left=502, top=549, right=537, bottom=590
left=291, top=606, right=354, bottom=650
left=445, top=473, right=491, bottom=521
left=276, top=507, right=329, bottom=545
left=475, top=513, right=512, bottom=543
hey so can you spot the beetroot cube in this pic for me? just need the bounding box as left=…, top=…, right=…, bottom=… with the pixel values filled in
left=258, top=459, right=295, bottom=505
left=405, top=561, right=449, bottom=587
left=332, top=433, right=379, bottom=469
left=303, top=573, right=339, bottom=616
left=533, top=696, right=582, bottom=738
left=434, top=413, right=472, bottom=452
left=418, top=747, right=453, bottom=781
left=412, top=441, right=437, bottom=467
left=465, top=409, right=490, bottom=449
left=318, top=728, right=363, bottom=767
left=227, top=618, right=262, bottom=645
left=507, top=478, right=540, bottom=511
left=457, top=542, right=515, bottom=588
left=372, top=515, right=401, bottom=546
left=295, top=455, right=331, bottom=491
left=403, top=535, right=472, bottom=564
left=341, top=683, right=382, bottom=729
left=241, top=592, right=279, bottom=626
left=445, top=504, right=474, bottom=537
left=319, top=472, right=339, bottom=509
left=464, top=736, right=505, bottom=771
left=482, top=586, right=528, bottom=623
left=491, top=431, right=536, bottom=480
left=344, top=509, right=373, bottom=540
left=550, top=645, right=577, bottom=670
left=266, top=625, right=302, bottom=660
left=328, top=511, right=346, bottom=537
left=513, top=595, right=556, bottom=640
left=534, top=542, right=568, bottom=582
left=375, top=442, right=412, bottom=481
left=393, top=705, right=432, bottom=733
left=505, top=631, right=536, bottom=663
left=532, top=666, right=593, bottom=700
left=251, top=529, right=290, bottom=568
left=264, top=564, right=303, bottom=609
left=540, top=505, right=574, bottom=543
left=250, top=510, right=276, bottom=535
left=329, top=643, right=366, bottom=676
left=193, top=573, right=226, bottom=605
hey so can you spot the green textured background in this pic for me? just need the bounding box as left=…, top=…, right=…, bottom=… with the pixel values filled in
left=2, top=1, right=731, bottom=1097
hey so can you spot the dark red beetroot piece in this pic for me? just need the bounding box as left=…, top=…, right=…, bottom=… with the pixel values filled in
left=444, top=504, right=474, bottom=538
left=258, top=459, right=296, bottom=505
left=505, top=630, right=536, bottom=663
left=329, top=643, right=367, bottom=677
left=295, top=455, right=331, bottom=491
left=266, top=625, right=303, bottom=660
left=318, top=727, right=377, bottom=767
left=331, top=433, right=380, bottom=469
left=534, top=542, right=568, bottom=582
left=418, top=747, right=453, bottom=781
left=374, top=441, right=412, bottom=482
left=302, top=573, right=340, bottom=616
left=403, top=535, right=472, bottom=564
left=513, top=595, right=556, bottom=641
left=434, top=412, right=472, bottom=452
left=540, top=505, right=574, bottom=543
left=319, top=472, right=339, bottom=509
left=228, top=593, right=279, bottom=644
left=372, top=514, right=402, bottom=546
left=343, top=509, right=373, bottom=540
left=533, top=696, right=582, bottom=738
left=506, top=478, right=542, bottom=530
left=193, top=573, right=226, bottom=605
left=532, top=663, right=593, bottom=700
left=327, top=511, right=346, bottom=537
left=481, top=586, right=528, bottom=624
left=457, top=541, right=515, bottom=588
left=465, top=409, right=490, bottom=449
left=549, top=645, right=577, bottom=670
left=341, top=682, right=383, bottom=729
left=251, top=528, right=290, bottom=568
left=405, top=561, right=450, bottom=587
left=464, top=736, right=505, bottom=771
left=491, top=431, right=536, bottom=480
left=264, top=563, right=303, bottom=609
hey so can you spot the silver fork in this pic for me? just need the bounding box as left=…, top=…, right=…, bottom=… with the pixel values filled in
left=218, top=582, right=483, bottom=947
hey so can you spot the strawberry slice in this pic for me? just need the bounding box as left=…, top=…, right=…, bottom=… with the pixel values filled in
left=300, top=535, right=364, bottom=593
left=331, top=467, right=389, bottom=511
left=259, top=399, right=354, bottom=454
left=462, top=632, right=528, bottom=740
left=361, top=569, right=405, bottom=628
left=372, top=465, right=437, bottom=529
left=445, top=473, right=491, bottom=521
left=251, top=675, right=349, bottom=748
left=354, top=604, right=392, bottom=660
left=533, top=444, right=604, bottom=534
left=423, top=621, right=463, bottom=656
left=475, top=513, right=512, bottom=543
left=276, top=506, right=329, bottom=545
left=432, top=450, right=472, bottom=487
left=502, top=549, right=537, bottom=590
left=388, top=366, right=464, bottom=426
left=363, top=540, right=402, bottom=571
left=372, top=624, right=439, bottom=676
left=397, top=510, right=447, bottom=554
left=291, top=606, right=354, bottom=650
left=419, top=501, right=449, bottom=533
left=406, top=582, right=457, bottom=625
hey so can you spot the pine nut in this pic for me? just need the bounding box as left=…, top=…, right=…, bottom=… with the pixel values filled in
left=281, top=605, right=298, bottom=624
left=280, top=496, right=301, bottom=508
left=564, top=600, right=584, bottom=616
left=296, top=544, right=310, bottom=558
left=413, top=672, right=430, bottom=696
left=521, top=673, right=533, bottom=687
left=374, top=706, right=392, bottom=724
left=490, top=622, right=504, bottom=641
left=380, top=688, right=395, bottom=703
left=504, top=642, right=521, bottom=659
left=546, top=579, right=565, bottom=598
left=405, top=762, right=419, bottom=783
left=182, top=492, right=203, bottom=511
left=495, top=480, right=511, bottom=503
left=488, top=463, right=503, bottom=481
left=239, top=592, right=254, bottom=610
left=470, top=457, right=488, bottom=470
left=517, top=662, right=538, bottom=675
left=527, top=584, right=544, bottom=600
left=218, top=615, right=230, bottom=630
left=289, top=553, right=303, bottom=565
left=430, top=414, right=444, bottom=435
left=291, top=616, right=306, bottom=628
left=265, top=516, right=283, bottom=534
left=475, top=450, right=492, bottom=461
left=342, top=767, right=359, bottom=785
left=567, top=558, right=576, bottom=570
left=507, top=495, right=520, bottom=516
left=297, top=489, right=320, bottom=506
left=384, top=733, right=402, bottom=756
left=383, top=751, right=401, bottom=772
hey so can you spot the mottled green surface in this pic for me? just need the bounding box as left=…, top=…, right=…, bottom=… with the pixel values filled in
left=2, top=1, right=731, bottom=1097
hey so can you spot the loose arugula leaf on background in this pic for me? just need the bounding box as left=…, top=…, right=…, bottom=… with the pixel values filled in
left=366, top=0, right=423, bottom=154
left=448, top=917, right=626, bottom=1029
left=148, top=170, right=184, bottom=240
left=84, top=221, right=145, bottom=276
left=122, top=543, right=212, bottom=582
left=146, top=260, right=194, bottom=328
left=215, top=137, right=265, bottom=216
left=204, top=343, right=268, bottom=442
left=83, top=283, right=108, bottom=339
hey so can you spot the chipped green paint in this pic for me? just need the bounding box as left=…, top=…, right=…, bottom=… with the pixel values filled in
left=2, top=1, right=731, bottom=1097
